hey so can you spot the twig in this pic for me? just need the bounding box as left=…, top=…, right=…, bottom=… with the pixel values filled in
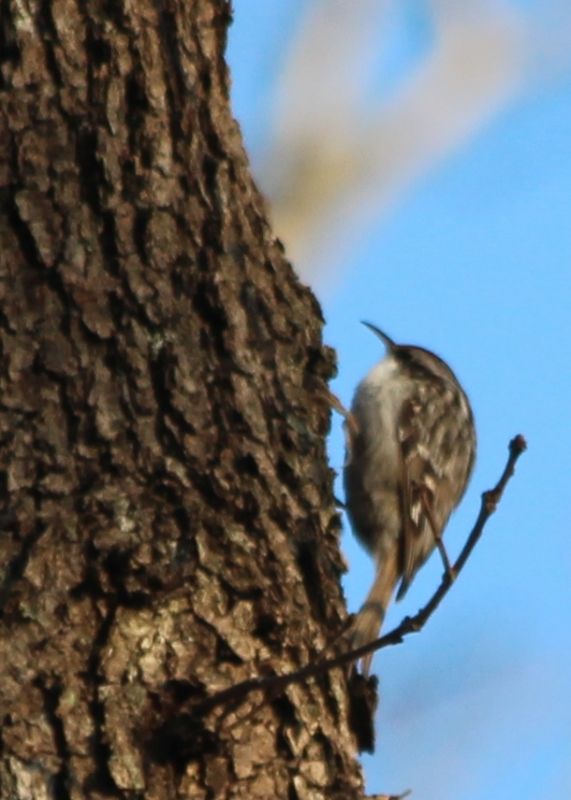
left=190, top=435, right=526, bottom=718
left=371, top=793, right=411, bottom=800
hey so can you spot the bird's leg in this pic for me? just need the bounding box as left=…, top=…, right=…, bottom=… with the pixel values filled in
left=435, top=538, right=455, bottom=583
left=420, top=489, right=456, bottom=582
left=321, top=388, right=359, bottom=464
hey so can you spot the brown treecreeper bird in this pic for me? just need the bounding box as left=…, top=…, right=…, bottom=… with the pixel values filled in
left=344, top=323, right=476, bottom=673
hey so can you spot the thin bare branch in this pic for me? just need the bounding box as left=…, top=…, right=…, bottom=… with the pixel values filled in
left=191, top=435, right=526, bottom=718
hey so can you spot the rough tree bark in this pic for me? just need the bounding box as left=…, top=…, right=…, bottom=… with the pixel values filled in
left=0, top=2, right=367, bottom=798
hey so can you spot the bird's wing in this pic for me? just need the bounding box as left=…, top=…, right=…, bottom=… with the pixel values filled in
left=395, top=389, right=443, bottom=599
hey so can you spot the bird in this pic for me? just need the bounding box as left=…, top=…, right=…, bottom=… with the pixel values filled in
left=344, top=322, right=476, bottom=673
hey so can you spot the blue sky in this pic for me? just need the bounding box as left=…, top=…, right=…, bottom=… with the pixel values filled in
left=227, top=3, right=571, bottom=797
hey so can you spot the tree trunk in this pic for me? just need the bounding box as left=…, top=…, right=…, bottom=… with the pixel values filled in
left=0, top=2, right=365, bottom=798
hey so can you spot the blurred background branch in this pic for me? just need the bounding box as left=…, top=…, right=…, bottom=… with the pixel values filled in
left=249, top=0, right=571, bottom=284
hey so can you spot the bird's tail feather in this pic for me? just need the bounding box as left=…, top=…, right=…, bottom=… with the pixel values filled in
left=350, top=556, right=399, bottom=675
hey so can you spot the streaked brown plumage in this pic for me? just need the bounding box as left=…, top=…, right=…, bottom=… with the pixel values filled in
left=344, top=323, right=476, bottom=673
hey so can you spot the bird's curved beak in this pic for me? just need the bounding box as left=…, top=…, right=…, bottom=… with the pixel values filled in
left=361, top=321, right=396, bottom=351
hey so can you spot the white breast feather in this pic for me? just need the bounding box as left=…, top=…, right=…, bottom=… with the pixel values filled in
left=352, top=355, right=410, bottom=472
